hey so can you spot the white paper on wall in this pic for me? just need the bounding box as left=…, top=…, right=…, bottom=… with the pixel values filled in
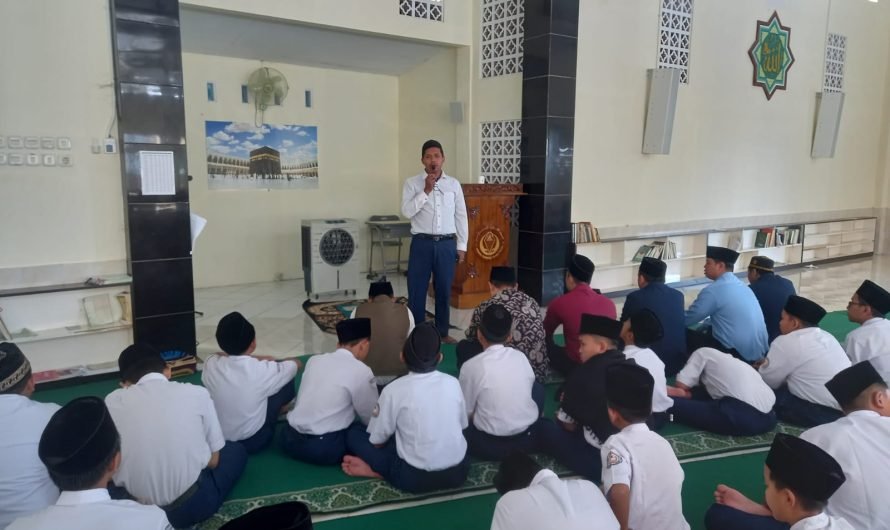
left=139, top=151, right=176, bottom=195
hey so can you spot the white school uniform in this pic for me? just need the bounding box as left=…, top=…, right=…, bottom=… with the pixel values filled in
left=675, top=348, right=775, bottom=413
left=368, top=371, right=468, bottom=471
left=759, top=327, right=850, bottom=410
left=7, top=489, right=171, bottom=530
left=600, top=423, right=689, bottom=530
left=844, top=317, right=890, bottom=382
left=0, top=395, right=60, bottom=529
left=789, top=512, right=853, bottom=530
left=623, top=345, right=673, bottom=413
left=490, top=470, right=619, bottom=530
left=801, top=410, right=890, bottom=530
left=287, top=349, right=377, bottom=435
left=105, top=373, right=226, bottom=507
left=459, top=344, right=538, bottom=436
left=202, top=354, right=299, bottom=441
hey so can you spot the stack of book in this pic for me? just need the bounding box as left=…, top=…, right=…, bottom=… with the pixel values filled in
left=0, top=307, right=11, bottom=341
left=571, top=222, right=600, bottom=243
left=631, top=240, right=677, bottom=261
left=754, top=226, right=802, bottom=248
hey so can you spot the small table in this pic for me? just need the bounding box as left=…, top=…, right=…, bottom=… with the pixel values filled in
left=366, top=218, right=412, bottom=279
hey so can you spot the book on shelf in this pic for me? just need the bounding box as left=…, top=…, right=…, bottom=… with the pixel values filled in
left=571, top=222, right=600, bottom=244
left=632, top=245, right=652, bottom=262
left=82, top=294, right=117, bottom=328
left=0, top=307, right=11, bottom=341
left=754, top=231, right=768, bottom=248
left=116, top=292, right=132, bottom=324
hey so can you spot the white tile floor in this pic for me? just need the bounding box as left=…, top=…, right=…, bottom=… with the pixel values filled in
left=194, top=256, right=890, bottom=359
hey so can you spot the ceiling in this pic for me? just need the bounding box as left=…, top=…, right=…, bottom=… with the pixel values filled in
left=179, top=7, right=452, bottom=76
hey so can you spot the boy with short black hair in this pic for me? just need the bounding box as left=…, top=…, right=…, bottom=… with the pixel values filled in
left=705, top=434, right=851, bottom=530
left=105, top=343, right=247, bottom=529
left=8, top=397, right=171, bottom=529
left=283, top=318, right=378, bottom=465
left=460, top=304, right=541, bottom=460
left=202, top=312, right=300, bottom=453
left=343, top=323, right=469, bottom=493
left=602, top=363, right=688, bottom=530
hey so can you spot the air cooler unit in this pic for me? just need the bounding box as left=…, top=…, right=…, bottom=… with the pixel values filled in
left=301, top=219, right=360, bottom=299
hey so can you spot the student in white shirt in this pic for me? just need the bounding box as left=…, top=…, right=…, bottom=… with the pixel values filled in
left=800, top=361, right=890, bottom=528
left=460, top=304, right=541, bottom=461
left=704, top=434, right=851, bottom=530
left=343, top=323, right=470, bottom=493
left=8, top=397, right=171, bottom=530
left=844, top=280, right=890, bottom=381
left=602, top=363, right=689, bottom=530
left=490, top=452, right=618, bottom=530
left=758, top=296, right=849, bottom=427
left=202, top=312, right=300, bottom=454
left=0, top=343, right=60, bottom=529
left=105, top=344, right=247, bottom=529
left=668, top=348, right=777, bottom=436
left=619, top=309, right=673, bottom=431
left=283, top=318, right=378, bottom=466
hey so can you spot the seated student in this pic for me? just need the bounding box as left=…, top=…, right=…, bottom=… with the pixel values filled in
left=619, top=257, right=687, bottom=376
left=202, top=312, right=300, bottom=454
left=619, top=309, right=673, bottom=431
left=459, top=305, right=542, bottom=461
left=705, top=434, right=851, bottom=530
left=343, top=323, right=469, bottom=493
left=458, top=266, right=548, bottom=381
left=685, top=246, right=769, bottom=362
left=8, top=397, right=171, bottom=530
left=602, top=363, right=689, bottom=530
left=283, top=318, right=378, bottom=465
left=537, top=315, right=626, bottom=481
left=543, top=254, right=617, bottom=377
left=844, top=279, right=890, bottom=381
left=668, top=348, right=776, bottom=436
left=105, top=344, right=247, bottom=529
left=747, top=256, right=796, bottom=344
left=0, top=343, right=61, bottom=528
left=490, top=452, right=619, bottom=530
left=798, top=361, right=890, bottom=529
left=757, top=296, right=850, bottom=427
left=351, top=280, right=415, bottom=386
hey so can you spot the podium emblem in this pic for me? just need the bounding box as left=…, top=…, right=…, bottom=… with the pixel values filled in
left=476, top=227, right=505, bottom=261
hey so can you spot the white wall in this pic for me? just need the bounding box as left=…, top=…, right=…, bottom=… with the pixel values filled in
left=572, top=0, right=890, bottom=228
left=181, top=0, right=471, bottom=47
left=0, top=0, right=126, bottom=272
left=184, top=54, right=400, bottom=288
left=398, top=49, right=460, bottom=183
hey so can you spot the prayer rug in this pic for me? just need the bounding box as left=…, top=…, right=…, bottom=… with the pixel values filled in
left=301, top=297, right=454, bottom=334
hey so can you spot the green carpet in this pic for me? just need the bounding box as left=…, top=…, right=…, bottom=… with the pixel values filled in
left=31, top=313, right=854, bottom=529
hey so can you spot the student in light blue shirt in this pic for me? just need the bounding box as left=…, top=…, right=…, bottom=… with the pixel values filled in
left=685, top=247, right=769, bottom=362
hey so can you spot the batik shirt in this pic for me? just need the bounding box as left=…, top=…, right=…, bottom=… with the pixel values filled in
left=466, top=288, right=549, bottom=381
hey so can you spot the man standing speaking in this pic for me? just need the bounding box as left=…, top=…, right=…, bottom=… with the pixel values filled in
left=401, top=140, right=468, bottom=343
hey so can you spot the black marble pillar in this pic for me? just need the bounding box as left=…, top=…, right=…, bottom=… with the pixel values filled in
left=518, top=0, right=579, bottom=305
left=111, top=0, right=196, bottom=354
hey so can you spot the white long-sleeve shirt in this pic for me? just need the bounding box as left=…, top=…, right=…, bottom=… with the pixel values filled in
left=844, top=317, right=890, bottom=382
left=400, top=172, right=468, bottom=252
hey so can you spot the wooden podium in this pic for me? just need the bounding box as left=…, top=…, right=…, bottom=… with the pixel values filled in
left=451, top=183, right=524, bottom=309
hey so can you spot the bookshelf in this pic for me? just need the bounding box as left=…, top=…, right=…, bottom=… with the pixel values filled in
left=0, top=280, right=134, bottom=380
left=575, top=217, right=876, bottom=295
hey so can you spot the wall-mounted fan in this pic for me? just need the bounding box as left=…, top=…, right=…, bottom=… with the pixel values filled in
left=247, top=67, right=290, bottom=113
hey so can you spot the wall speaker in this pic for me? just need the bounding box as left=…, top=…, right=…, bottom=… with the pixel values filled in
left=642, top=68, right=681, bottom=155
left=450, top=101, right=464, bottom=124
left=812, top=92, right=845, bottom=159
